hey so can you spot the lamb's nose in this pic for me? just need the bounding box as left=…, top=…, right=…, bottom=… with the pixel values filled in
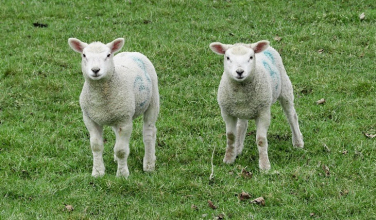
left=236, top=69, right=244, bottom=76
left=91, top=67, right=100, bottom=74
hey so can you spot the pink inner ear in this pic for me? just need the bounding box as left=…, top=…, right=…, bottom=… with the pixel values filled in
left=111, top=40, right=123, bottom=53
left=72, top=41, right=84, bottom=53
left=212, top=44, right=226, bottom=54
left=253, top=42, right=268, bottom=53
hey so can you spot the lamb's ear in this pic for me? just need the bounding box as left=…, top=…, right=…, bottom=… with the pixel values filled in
left=209, top=42, right=231, bottom=55
left=107, top=38, right=125, bottom=54
left=68, top=38, right=88, bottom=53
left=250, top=40, right=270, bottom=53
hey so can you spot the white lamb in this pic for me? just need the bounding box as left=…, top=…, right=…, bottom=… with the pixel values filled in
left=209, top=40, right=304, bottom=170
left=68, top=38, right=159, bottom=178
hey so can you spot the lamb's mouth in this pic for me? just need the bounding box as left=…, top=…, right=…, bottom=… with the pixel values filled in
left=90, top=74, right=102, bottom=80
left=92, top=71, right=103, bottom=77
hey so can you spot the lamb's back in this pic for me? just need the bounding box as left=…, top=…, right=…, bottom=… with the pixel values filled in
left=114, top=52, right=155, bottom=118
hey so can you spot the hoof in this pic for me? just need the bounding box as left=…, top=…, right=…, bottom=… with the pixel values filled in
left=236, top=150, right=243, bottom=157
left=143, top=156, right=156, bottom=172
left=223, top=155, right=236, bottom=164
left=143, top=164, right=155, bottom=172
left=293, top=141, right=304, bottom=149
left=259, top=159, right=271, bottom=171
left=116, top=168, right=129, bottom=178
left=223, top=146, right=237, bottom=164
left=92, top=170, right=105, bottom=177
left=92, top=164, right=105, bottom=177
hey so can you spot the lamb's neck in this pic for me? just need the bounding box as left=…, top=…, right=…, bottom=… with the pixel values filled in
left=85, top=72, right=119, bottom=99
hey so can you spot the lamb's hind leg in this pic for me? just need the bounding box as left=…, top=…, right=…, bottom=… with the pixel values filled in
left=142, top=99, right=159, bottom=172
left=279, top=97, right=304, bottom=148
left=113, top=122, right=133, bottom=178
left=142, top=114, right=157, bottom=172
left=83, top=114, right=105, bottom=177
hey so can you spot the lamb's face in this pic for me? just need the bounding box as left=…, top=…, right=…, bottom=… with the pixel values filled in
left=68, top=38, right=125, bottom=81
left=81, top=43, right=114, bottom=80
left=224, top=45, right=255, bottom=82
left=209, top=41, right=270, bottom=83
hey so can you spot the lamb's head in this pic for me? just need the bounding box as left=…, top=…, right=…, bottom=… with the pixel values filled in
left=210, top=40, right=269, bottom=82
left=68, top=38, right=124, bottom=80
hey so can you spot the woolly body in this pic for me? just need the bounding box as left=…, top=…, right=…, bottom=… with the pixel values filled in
left=210, top=41, right=304, bottom=170
left=80, top=52, right=155, bottom=125
left=68, top=38, right=159, bottom=178
left=218, top=46, right=283, bottom=119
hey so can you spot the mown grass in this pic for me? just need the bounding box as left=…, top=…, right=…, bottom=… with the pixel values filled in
left=0, top=0, right=375, bottom=219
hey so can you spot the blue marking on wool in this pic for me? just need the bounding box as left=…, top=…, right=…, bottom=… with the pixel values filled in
left=263, top=50, right=275, bottom=64
left=139, top=100, right=148, bottom=107
left=262, top=60, right=280, bottom=91
left=131, top=56, right=152, bottom=108
left=262, top=61, right=277, bottom=77
left=131, top=57, right=151, bottom=82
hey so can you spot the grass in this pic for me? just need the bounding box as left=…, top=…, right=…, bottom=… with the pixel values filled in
left=0, top=0, right=375, bottom=219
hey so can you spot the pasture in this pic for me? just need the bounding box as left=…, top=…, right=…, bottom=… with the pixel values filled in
left=0, top=0, right=375, bottom=219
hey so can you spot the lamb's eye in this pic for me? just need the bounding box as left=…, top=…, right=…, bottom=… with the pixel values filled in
left=107, top=54, right=111, bottom=58
left=83, top=54, right=86, bottom=58
left=226, top=56, right=230, bottom=61
left=249, top=56, right=253, bottom=60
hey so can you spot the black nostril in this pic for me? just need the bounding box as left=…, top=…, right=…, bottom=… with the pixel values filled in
left=236, top=69, right=244, bottom=76
left=91, top=68, right=100, bottom=74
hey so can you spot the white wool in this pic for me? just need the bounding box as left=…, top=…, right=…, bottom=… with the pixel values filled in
left=210, top=40, right=304, bottom=170
left=68, top=38, right=159, bottom=178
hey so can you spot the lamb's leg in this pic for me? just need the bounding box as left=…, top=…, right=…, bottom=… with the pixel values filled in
left=235, top=119, right=248, bottom=156
left=221, top=111, right=238, bottom=164
left=255, top=110, right=271, bottom=170
left=279, top=98, right=304, bottom=148
left=142, top=108, right=158, bottom=172
left=83, top=114, right=105, bottom=177
left=113, top=122, right=133, bottom=178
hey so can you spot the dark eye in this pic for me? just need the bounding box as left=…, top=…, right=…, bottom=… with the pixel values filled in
left=226, top=56, right=230, bottom=61
left=83, top=54, right=86, bottom=58
left=249, top=56, right=253, bottom=60
left=107, top=54, right=111, bottom=58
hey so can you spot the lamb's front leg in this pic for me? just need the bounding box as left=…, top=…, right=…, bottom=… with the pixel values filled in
left=222, top=111, right=238, bottom=164
left=235, top=119, right=248, bottom=156
left=255, top=110, right=271, bottom=170
left=83, top=115, right=105, bottom=177
left=113, top=122, right=133, bottom=178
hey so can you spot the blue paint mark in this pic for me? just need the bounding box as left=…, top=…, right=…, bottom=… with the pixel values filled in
left=131, top=56, right=152, bottom=108
left=131, top=57, right=151, bottom=82
left=262, top=61, right=276, bottom=77
left=262, top=50, right=281, bottom=92
left=139, top=100, right=148, bottom=107
left=262, top=60, right=280, bottom=91
left=263, top=50, right=275, bottom=64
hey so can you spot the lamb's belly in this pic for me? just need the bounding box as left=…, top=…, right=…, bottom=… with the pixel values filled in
left=82, top=104, right=131, bottom=126
left=221, top=102, right=260, bottom=120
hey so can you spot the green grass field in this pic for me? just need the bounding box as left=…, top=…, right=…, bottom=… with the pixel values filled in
left=1, top=0, right=375, bottom=219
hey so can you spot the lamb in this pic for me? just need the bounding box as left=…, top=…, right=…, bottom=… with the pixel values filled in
left=68, top=38, right=159, bottom=178
left=209, top=40, right=304, bottom=170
